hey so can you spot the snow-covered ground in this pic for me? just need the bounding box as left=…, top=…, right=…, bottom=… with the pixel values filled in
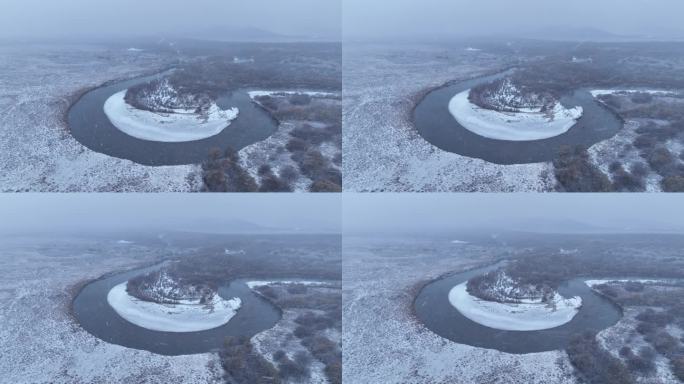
left=240, top=91, right=341, bottom=192
left=249, top=281, right=341, bottom=384
left=107, top=283, right=241, bottom=332
left=0, top=44, right=201, bottom=192
left=449, top=90, right=583, bottom=141
left=449, top=283, right=581, bottom=331
left=587, top=280, right=683, bottom=384
left=246, top=280, right=331, bottom=289
left=590, top=89, right=679, bottom=98
left=588, top=89, right=684, bottom=192
left=597, top=307, right=682, bottom=384
left=247, top=90, right=338, bottom=99
left=343, top=43, right=555, bottom=192
left=104, top=90, right=238, bottom=142
left=0, top=236, right=222, bottom=383
left=585, top=279, right=663, bottom=288
left=343, top=236, right=579, bottom=384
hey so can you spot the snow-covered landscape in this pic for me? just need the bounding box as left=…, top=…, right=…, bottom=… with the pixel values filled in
left=0, top=231, right=342, bottom=384
left=449, top=89, right=583, bottom=141
left=342, top=43, right=556, bottom=192
left=343, top=221, right=684, bottom=384
left=0, top=40, right=341, bottom=192
left=343, top=236, right=579, bottom=383
left=0, top=236, right=223, bottom=383
left=237, top=90, right=342, bottom=192
left=107, top=282, right=242, bottom=332
left=104, top=89, right=239, bottom=142
left=449, top=282, right=581, bottom=331
left=343, top=41, right=684, bottom=192
left=0, top=44, right=201, bottom=192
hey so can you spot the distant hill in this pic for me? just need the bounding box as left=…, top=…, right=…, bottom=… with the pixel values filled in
left=517, top=26, right=634, bottom=42
left=182, top=26, right=287, bottom=42
left=174, top=25, right=338, bottom=42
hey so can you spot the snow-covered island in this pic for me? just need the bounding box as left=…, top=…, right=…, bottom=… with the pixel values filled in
left=107, top=270, right=241, bottom=332
left=449, top=270, right=582, bottom=331
left=103, top=78, right=239, bottom=143
left=449, top=78, right=583, bottom=141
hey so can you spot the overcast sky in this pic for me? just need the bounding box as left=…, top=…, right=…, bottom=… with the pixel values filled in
left=344, top=0, right=684, bottom=40
left=0, top=194, right=341, bottom=235
left=344, top=194, right=684, bottom=234
left=0, top=0, right=341, bottom=40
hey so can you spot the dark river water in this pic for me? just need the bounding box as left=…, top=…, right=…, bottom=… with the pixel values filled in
left=414, top=263, right=623, bottom=354
left=73, top=264, right=281, bottom=356
left=67, top=72, right=278, bottom=166
left=413, top=71, right=624, bottom=164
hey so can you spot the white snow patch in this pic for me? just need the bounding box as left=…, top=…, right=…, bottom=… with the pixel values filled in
left=449, top=89, right=583, bottom=141
left=246, top=280, right=329, bottom=290
left=224, top=249, right=246, bottom=255
left=448, top=282, right=582, bottom=331
left=127, top=48, right=144, bottom=52
left=233, top=57, right=254, bottom=64
left=590, top=89, right=678, bottom=98
left=465, top=47, right=482, bottom=52
left=585, top=279, right=663, bottom=288
left=247, top=90, right=337, bottom=99
left=451, top=240, right=469, bottom=244
left=107, top=283, right=241, bottom=332
left=104, top=90, right=239, bottom=142
left=116, top=240, right=133, bottom=245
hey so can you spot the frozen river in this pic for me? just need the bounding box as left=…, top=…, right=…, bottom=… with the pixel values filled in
left=413, top=71, right=623, bottom=164
left=414, top=262, right=623, bottom=354
left=68, top=72, right=278, bottom=166
left=73, top=263, right=281, bottom=356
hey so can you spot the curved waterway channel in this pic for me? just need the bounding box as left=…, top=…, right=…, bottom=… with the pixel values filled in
left=73, top=263, right=281, bottom=356
left=414, top=262, right=623, bottom=354
left=67, top=71, right=278, bottom=166
left=413, top=70, right=624, bottom=164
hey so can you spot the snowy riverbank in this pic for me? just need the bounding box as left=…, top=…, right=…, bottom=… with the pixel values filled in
left=246, top=280, right=330, bottom=290
left=448, top=282, right=582, bottom=331
left=448, top=90, right=583, bottom=141
left=104, top=90, right=238, bottom=142
left=107, top=283, right=241, bottom=332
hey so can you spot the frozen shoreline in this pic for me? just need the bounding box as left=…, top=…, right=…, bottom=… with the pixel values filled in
left=448, top=90, right=583, bottom=141
left=107, top=283, right=241, bottom=332
left=246, top=280, right=330, bottom=290
left=104, top=90, right=238, bottom=142
left=585, top=279, right=663, bottom=288
left=590, top=89, right=678, bottom=98
left=448, top=282, right=582, bottom=331
left=247, top=90, right=338, bottom=100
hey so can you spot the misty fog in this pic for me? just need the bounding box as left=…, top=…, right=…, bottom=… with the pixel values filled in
left=0, top=0, right=341, bottom=41
left=343, top=194, right=684, bottom=234
left=0, top=194, right=341, bottom=234
left=343, top=0, right=684, bottom=40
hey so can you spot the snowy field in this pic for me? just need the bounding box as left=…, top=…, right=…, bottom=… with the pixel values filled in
left=250, top=281, right=342, bottom=384
left=240, top=91, right=341, bottom=192
left=587, top=280, right=684, bottom=384
left=342, top=43, right=555, bottom=192
left=104, top=90, right=239, bottom=142
left=0, top=236, right=223, bottom=383
left=448, top=283, right=581, bottom=331
left=0, top=44, right=201, bottom=192
left=343, top=236, right=579, bottom=384
left=449, top=90, right=583, bottom=141
left=246, top=280, right=331, bottom=289
left=588, top=90, right=684, bottom=192
left=107, top=283, right=241, bottom=332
